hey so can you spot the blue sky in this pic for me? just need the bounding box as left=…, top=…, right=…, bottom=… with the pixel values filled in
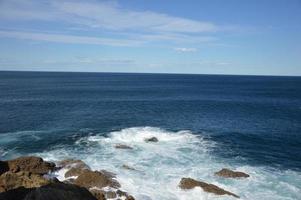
left=0, top=0, right=300, bottom=75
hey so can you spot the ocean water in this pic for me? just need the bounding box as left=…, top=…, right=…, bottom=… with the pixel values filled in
left=0, top=71, right=300, bottom=199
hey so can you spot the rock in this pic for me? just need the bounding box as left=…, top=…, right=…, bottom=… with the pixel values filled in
left=144, top=137, right=158, bottom=142
left=6, top=156, right=55, bottom=174
left=74, top=170, right=120, bottom=189
left=0, top=186, right=34, bottom=200
left=179, top=177, right=239, bottom=198
left=115, top=144, right=133, bottom=149
left=65, top=168, right=84, bottom=178
left=122, top=165, right=136, bottom=171
left=215, top=168, right=250, bottom=178
left=0, top=171, right=51, bottom=192
left=116, top=190, right=135, bottom=200
left=26, top=182, right=97, bottom=200
left=57, top=159, right=90, bottom=170
left=105, top=191, right=116, bottom=199
left=89, top=189, right=106, bottom=200
left=0, top=161, right=9, bottom=175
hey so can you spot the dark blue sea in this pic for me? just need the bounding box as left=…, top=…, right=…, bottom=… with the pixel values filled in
left=0, top=71, right=300, bottom=199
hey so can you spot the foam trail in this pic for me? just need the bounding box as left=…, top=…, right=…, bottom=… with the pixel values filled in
left=38, top=127, right=301, bottom=200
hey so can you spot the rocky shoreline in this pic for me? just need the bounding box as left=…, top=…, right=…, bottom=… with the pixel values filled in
left=0, top=137, right=250, bottom=200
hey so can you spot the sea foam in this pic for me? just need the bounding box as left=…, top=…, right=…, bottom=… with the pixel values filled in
left=37, top=127, right=301, bottom=200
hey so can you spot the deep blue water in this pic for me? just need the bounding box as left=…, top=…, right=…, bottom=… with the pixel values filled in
left=0, top=71, right=301, bottom=170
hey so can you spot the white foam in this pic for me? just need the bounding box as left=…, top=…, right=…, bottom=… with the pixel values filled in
left=38, top=127, right=301, bottom=200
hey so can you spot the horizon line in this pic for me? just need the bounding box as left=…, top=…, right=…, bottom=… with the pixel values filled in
left=0, top=70, right=300, bottom=78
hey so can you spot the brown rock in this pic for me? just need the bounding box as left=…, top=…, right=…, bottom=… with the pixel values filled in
left=126, top=195, right=135, bottom=200
left=57, top=159, right=90, bottom=170
left=65, top=168, right=85, bottom=178
left=106, top=191, right=117, bottom=199
left=0, top=171, right=51, bottom=192
left=115, top=144, right=133, bottom=149
left=144, top=137, right=158, bottom=142
left=215, top=168, right=250, bottom=178
left=89, top=189, right=106, bottom=200
left=6, top=156, right=55, bottom=174
left=74, top=170, right=120, bottom=189
left=179, top=177, right=239, bottom=198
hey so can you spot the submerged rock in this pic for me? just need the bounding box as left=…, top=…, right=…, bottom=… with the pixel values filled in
left=6, top=156, right=55, bottom=174
left=89, top=189, right=106, bottom=200
left=122, top=164, right=136, bottom=171
left=0, top=182, right=98, bottom=200
left=215, top=168, right=250, bottom=178
left=179, top=177, right=239, bottom=198
left=115, top=144, right=133, bottom=149
left=0, top=171, right=51, bottom=192
left=144, top=137, right=158, bottom=142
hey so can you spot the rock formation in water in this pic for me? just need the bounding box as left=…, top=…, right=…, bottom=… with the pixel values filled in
left=215, top=168, right=250, bottom=178
left=179, top=177, right=239, bottom=198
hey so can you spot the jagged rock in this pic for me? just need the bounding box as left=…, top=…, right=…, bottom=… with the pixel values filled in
left=179, top=177, right=239, bottom=198
left=0, top=171, right=51, bottom=192
left=116, top=190, right=135, bottom=200
left=89, top=189, right=106, bottom=200
left=115, top=144, right=133, bottom=149
left=144, top=137, right=158, bottom=142
left=0, top=182, right=97, bottom=200
left=6, top=156, right=55, bottom=174
left=0, top=161, right=9, bottom=175
left=215, top=168, right=250, bottom=178
left=57, top=159, right=90, bottom=170
left=74, top=170, right=120, bottom=189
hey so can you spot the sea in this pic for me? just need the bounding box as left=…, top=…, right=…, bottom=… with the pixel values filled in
left=0, top=71, right=300, bottom=200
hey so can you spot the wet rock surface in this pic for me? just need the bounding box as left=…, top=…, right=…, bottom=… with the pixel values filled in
left=144, top=137, right=158, bottom=142
left=215, top=168, right=250, bottom=178
left=115, top=144, right=133, bottom=149
left=6, top=157, right=55, bottom=174
left=179, top=177, right=239, bottom=198
left=74, top=169, right=120, bottom=189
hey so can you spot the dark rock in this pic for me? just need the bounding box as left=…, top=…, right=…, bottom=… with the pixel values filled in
left=179, top=177, right=239, bottom=198
left=6, top=156, right=55, bottom=174
left=24, top=182, right=97, bottom=200
left=74, top=170, right=120, bottom=189
left=122, top=165, right=136, bottom=171
left=89, top=189, right=106, bottom=200
left=0, top=171, right=51, bottom=192
left=0, top=186, right=33, bottom=200
left=116, top=190, right=135, bottom=200
left=215, top=168, right=250, bottom=178
left=0, top=161, right=9, bottom=176
left=115, top=144, right=133, bottom=149
left=144, top=137, right=158, bottom=142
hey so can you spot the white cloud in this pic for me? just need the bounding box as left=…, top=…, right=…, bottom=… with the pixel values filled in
left=0, top=30, right=143, bottom=46
left=174, top=47, right=197, bottom=52
left=0, top=0, right=219, bottom=34
left=0, top=0, right=237, bottom=46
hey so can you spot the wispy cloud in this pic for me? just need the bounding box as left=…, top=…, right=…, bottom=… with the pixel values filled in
left=174, top=47, right=197, bottom=52
left=0, top=30, right=143, bottom=46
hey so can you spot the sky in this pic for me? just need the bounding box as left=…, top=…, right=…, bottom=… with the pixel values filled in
left=0, top=0, right=300, bottom=75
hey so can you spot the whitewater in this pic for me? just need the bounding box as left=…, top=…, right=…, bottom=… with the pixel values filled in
left=33, top=127, right=301, bottom=200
